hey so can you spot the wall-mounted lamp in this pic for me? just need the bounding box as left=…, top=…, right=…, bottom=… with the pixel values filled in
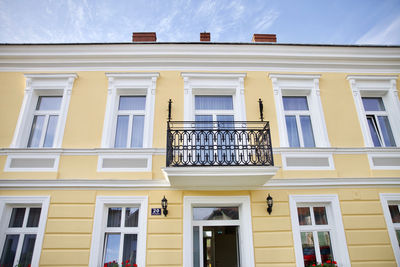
left=266, top=194, right=273, bottom=215
left=161, top=196, right=168, bottom=216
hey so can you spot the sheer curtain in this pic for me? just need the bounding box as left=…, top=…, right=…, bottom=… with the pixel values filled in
left=195, top=95, right=233, bottom=110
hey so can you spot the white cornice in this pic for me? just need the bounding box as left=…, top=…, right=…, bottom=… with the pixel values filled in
left=181, top=72, right=246, bottom=78
left=269, top=73, right=321, bottom=79
left=1, top=44, right=400, bottom=73
left=105, top=72, right=159, bottom=78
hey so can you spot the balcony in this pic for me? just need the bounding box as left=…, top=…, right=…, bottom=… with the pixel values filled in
left=163, top=121, right=279, bottom=188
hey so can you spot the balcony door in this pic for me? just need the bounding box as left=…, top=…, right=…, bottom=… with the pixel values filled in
left=194, top=96, right=235, bottom=164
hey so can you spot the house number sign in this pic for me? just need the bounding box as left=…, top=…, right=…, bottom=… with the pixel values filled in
left=151, top=208, right=161, bottom=216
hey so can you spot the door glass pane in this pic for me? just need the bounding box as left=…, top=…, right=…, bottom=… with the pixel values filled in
left=362, top=97, right=385, bottom=111
left=9, top=208, right=25, bottom=228
left=318, top=231, right=334, bottom=263
left=193, top=226, right=200, bottom=267
left=366, top=116, right=382, bottom=147
left=314, top=207, right=328, bottom=225
left=203, top=229, right=213, bottom=267
left=131, top=115, right=144, bottom=148
left=297, top=207, right=311, bottom=225
left=301, top=232, right=316, bottom=266
left=103, top=233, right=120, bottom=265
left=119, top=96, right=146, bottom=110
left=0, top=235, right=19, bottom=267
left=122, top=234, right=137, bottom=265
left=217, top=115, right=235, bottom=163
left=19, top=234, right=36, bottom=267
left=27, top=208, right=41, bottom=227
left=283, top=96, right=309, bottom=111
left=389, top=205, right=400, bottom=223
left=378, top=116, right=396, bottom=147
left=43, top=115, right=58, bottom=147
left=193, top=207, right=239, bottom=220
left=114, top=115, right=129, bottom=148
left=107, top=208, right=122, bottom=227
left=285, top=115, right=300, bottom=147
left=125, top=208, right=139, bottom=227
left=195, top=95, right=233, bottom=110
left=299, top=115, right=315, bottom=147
left=27, top=115, right=45, bottom=147
left=36, top=96, right=62, bottom=110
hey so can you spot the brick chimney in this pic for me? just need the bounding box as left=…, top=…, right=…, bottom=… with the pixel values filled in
left=252, top=34, right=277, bottom=43
left=200, top=32, right=210, bottom=42
left=132, top=32, right=157, bottom=42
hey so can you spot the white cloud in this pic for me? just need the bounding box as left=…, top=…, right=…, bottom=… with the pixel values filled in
left=356, top=15, right=400, bottom=45
left=254, top=10, right=279, bottom=32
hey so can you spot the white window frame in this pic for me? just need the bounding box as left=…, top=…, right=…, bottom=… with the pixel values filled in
left=0, top=196, right=50, bottom=267
left=182, top=73, right=247, bottom=122
left=89, top=196, right=148, bottom=267
left=102, top=73, right=159, bottom=148
left=183, top=196, right=255, bottom=267
left=347, top=75, right=400, bottom=147
left=269, top=74, right=330, bottom=147
left=380, top=193, right=400, bottom=265
left=10, top=73, right=77, bottom=148
left=289, top=195, right=350, bottom=267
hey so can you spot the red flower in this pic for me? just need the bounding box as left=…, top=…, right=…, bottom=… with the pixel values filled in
left=104, top=264, right=107, bottom=267
left=133, top=264, right=138, bottom=267
left=333, top=261, right=337, bottom=264
left=312, top=265, right=316, bottom=267
left=321, top=264, right=324, bottom=266
left=326, top=260, right=331, bottom=263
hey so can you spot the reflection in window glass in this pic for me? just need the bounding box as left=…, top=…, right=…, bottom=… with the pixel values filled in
left=378, top=116, right=396, bottom=147
left=18, top=234, right=36, bottom=267
left=301, top=232, right=316, bottom=266
left=362, top=97, right=385, bottom=111
left=107, top=208, right=122, bottom=227
left=366, top=116, right=382, bottom=147
left=300, top=115, right=315, bottom=147
left=298, top=207, right=311, bottom=225
left=114, top=115, right=129, bottom=148
left=0, top=235, right=19, bottom=266
left=193, top=207, right=239, bottom=220
left=125, top=208, right=139, bottom=227
left=9, top=208, right=25, bottom=228
left=118, top=96, right=146, bottom=111
left=195, top=96, right=233, bottom=110
left=36, top=96, right=62, bottom=111
left=285, top=115, right=300, bottom=147
left=131, top=115, right=144, bottom=148
left=318, top=231, right=333, bottom=263
left=314, top=207, right=328, bottom=225
left=103, top=233, right=120, bottom=264
left=27, top=208, right=41, bottom=227
left=27, top=116, right=45, bottom=148
left=283, top=96, right=309, bottom=111
left=389, top=205, right=400, bottom=223
left=122, top=234, right=137, bottom=264
left=43, top=115, right=59, bottom=147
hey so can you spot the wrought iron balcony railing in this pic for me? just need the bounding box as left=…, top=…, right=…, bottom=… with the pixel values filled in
left=166, top=121, right=274, bottom=167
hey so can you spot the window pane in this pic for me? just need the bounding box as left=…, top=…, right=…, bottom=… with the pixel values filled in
left=43, top=115, right=58, bottom=147
left=195, top=96, right=233, bottom=110
left=283, top=96, right=309, bottom=111
left=396, top=230, right=400, bottom=247
left=125, top=208, right=139, bottom=227
left=122, top=234, right=137, bottom=265
left=114, top=115, right=129, bottom=148
left=36, top=96, right=62, bottom=110
left=19, top=234, right=36, bottom=267
left=9, top=208, right=25, bottom=228
left=318, top=231, right=334, bottom=263
left=131, top=115, right=144, bottom=148
left=118, top=96, right=146, bottom=110
left=27, top=208, right=41, bottom=227
left=297, top=207, right=311, bottom=225
left=193, top=207, right=239, bottom=220
left=301, top=232, right=316, bottom=266
left=107, top=208, right=122, bottom=227
left=362, top=97, right=385, bottom=111
left=193, top=226, right=200, bottom=267
left=285, top=115, right=300, bottom=147
left=389, top=205, right=400, bottom=223
left=366, top=116, right=382, bottom=147
left=314, top=207, right=328, bottom=225
left=27, top=115, right=45, bottom=147
left=378, top=116, right=396, bottom=147
left=103, top=233, right=120, bottom=265
left=300, top=115, right=315, bottom=147
left=0, top=235, right=19, bottom=267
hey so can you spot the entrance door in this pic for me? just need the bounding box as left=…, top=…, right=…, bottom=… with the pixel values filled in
left=203, top=226, right=239, bottom=267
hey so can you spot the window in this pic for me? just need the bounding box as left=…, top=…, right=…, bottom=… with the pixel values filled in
left=347, top=75, right=400, bottom=147
left=102, top=73, right=159, bottom=148
left=0, top=196, right=49, bottom=267
left=289, top=195, right=350, bottom=267
left=89, top=196, right=148, bottom=267
left=283, top=96, right=315, bottom=147
left=380, top=193, right=400, bottom=265
left=270, top=74, right=330, bottom=148
left=362, top=97, right=396, bottom=147
left=11, top=73, right=77, bottom=148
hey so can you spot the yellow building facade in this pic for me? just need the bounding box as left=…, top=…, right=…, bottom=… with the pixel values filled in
left=0, top=35, right=400, bottom=267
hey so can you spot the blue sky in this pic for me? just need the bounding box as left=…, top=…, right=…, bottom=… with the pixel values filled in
left=0, top=0, right=399, bottom=44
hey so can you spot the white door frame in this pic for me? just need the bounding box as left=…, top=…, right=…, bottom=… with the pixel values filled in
left=183, top=196, right=255, bottom=267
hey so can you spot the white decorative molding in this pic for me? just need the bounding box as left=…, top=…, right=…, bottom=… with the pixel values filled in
left=1, top=44, right=400, bottom=73
left=347, top=75, right=400, bottom=147
left=0, top=147, right=166, bottom=155
left=101, top=72, right=159, bottom=148
left=281, top=152, right=335, bottom=170
left=4, top=153, right=60, bottom=172
left=380, top=193, right=400, bottom=266
left=269, top=73, right=330, bottom=148
left=368, top=153, right=400, bottom=170
left=97, top=153, right=152, bottom=172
